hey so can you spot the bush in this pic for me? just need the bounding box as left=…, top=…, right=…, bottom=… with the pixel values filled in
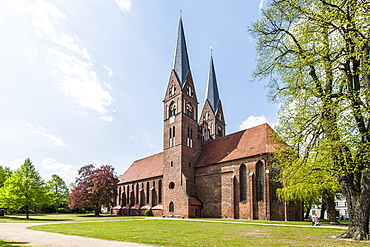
left=144, top=209, right=152, bottom=216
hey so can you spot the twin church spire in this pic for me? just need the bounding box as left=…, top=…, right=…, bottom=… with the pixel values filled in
left=169, top=16, right=225, bottom=141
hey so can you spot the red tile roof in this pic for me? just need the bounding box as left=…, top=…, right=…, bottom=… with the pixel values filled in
left=196, top=123, right=275, bottom=167
left=119, top=152, right=163, bottom=184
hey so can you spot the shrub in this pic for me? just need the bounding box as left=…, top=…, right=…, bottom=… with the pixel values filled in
left=144, top=209, right=152, bottom=216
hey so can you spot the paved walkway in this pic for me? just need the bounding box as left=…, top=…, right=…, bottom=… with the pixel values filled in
left=0, top=223, right=154, bottom=247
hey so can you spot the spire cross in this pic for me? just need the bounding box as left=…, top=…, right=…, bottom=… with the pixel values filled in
left=210, top=46, right=213, bottom=54
left=179, top=9, right=182, bottom=17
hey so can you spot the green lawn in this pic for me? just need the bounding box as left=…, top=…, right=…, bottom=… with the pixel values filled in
left=29, top=218, right=369, bottom=247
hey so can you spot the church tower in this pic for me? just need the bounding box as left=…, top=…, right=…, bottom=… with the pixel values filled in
left=162, top=16, right=202, bottom=217
left=199, top=53, right=226, bottom=141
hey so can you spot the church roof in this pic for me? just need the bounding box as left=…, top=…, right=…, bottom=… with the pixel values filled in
left=119, top=152, right=163, bottom=184
left=196, top=123, right=275, bottom=167
left=205, top=54, right=220, bottom=113
left=172, top=16, right=191, bottom=88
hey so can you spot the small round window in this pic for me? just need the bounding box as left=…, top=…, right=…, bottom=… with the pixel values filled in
left=169, top=182, right=175, bottom=189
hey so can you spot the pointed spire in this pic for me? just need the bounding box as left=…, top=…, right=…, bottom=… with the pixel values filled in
left=173, top=16, right=190, bottom=87
left=205, top=53, right=220, bottom=113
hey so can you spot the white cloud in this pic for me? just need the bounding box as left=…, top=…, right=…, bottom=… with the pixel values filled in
left=28, top=123, right=66, bottom=146
left=100, top=116, right=114, bottom=122
left=6, top=159, right=24, bottom=171
left=115, top=0, right=132, bottom=13
left=239, top=115, right=268, bottom=130
left=27, top=0, right=114, bottom=118
left=42, top=157, right=77, bottom=184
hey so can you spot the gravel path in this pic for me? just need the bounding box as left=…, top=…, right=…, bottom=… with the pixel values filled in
left=0, top=223, right=154, bottom=247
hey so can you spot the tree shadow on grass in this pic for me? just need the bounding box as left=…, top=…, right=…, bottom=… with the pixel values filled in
left=0, top=239, right=28, bottom=246
left=0, top=215, right=72, bottom=222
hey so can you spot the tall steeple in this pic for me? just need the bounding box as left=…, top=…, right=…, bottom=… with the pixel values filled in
left=163, top=15, right=202, bottom=218
left=200, top=52, right=226, bottom=141
left=172, top=16, right=191, bottom=87
left=205, top=53, right=220, bottom=113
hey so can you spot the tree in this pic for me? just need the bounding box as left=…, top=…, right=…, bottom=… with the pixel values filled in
left=0, top=158, right=48, bottom=219
left=69, top=164, right=118, bottom=216
left=46, top=174, right=69, bottom=213
left=249, top=0, right=370, bottom=240
left=0, top=165, right=12, bottom=188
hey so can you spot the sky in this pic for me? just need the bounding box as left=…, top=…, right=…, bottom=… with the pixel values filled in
left=0, top=0, right=276, bottom=186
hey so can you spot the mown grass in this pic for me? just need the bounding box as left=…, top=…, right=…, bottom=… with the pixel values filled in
left=30, top=219, right=369, bottom=246
left=0, top=213, right=142, bottom=223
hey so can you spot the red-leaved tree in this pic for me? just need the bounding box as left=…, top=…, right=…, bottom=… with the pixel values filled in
left=69, top=164, right=118, bottom=216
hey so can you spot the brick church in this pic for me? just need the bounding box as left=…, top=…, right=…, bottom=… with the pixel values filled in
left=112, top=17, right=303, bottom=220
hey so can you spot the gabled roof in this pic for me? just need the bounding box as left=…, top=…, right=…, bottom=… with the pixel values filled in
left=205, top=54, right=220, bottom=113
left=119, top=152, right=163, bottom=184
left=196, top=123, right=275, bottom=167
left=172, top=16, right=191, bottom=88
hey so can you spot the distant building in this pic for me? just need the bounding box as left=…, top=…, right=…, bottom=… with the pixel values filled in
left=310, top=197, right=348, bottom=219
left=111, top=17, right=303, bottom=220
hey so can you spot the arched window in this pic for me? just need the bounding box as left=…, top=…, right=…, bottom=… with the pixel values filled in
left=169, top=84, right=176, bottom=97
left=218, top=127, right=223, bottom=137
left=158, top=180, right=162, bottom=203
left=170, top=102, right=176, bottom=117
left=185, top=103, right=193, bottom=118
left=146, top=182, right=150, bottom=204
left=169, top=201, right=174, bottom=212
left=257, top=161, right=264, bottom=201
left=240, top=164, right=247, bottom=201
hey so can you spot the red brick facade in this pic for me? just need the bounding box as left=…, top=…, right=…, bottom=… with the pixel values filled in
left=111, top=17, right=303, bottom=221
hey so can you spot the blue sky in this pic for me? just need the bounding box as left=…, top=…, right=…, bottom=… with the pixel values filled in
left=0, top=0, right=276, bottom=185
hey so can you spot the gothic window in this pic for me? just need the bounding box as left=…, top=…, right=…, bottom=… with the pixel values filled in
left=218, top=127, right=223, bottom=137
left=169, top=126, right=176, bottom=147
left=169, top=85, right=176, bottom=97
left=185, top=103, right=193, bottom=118
left=240, top=164, right=247, bottom=201
left=204, top=111, right=210, bottom=121
left=122, top=191, right=126, bottom=206
left=271, top=169, right=280, bottom=202
left=169, top=201, right=174, bottom=212
left=146, top=182, right=150, bottom=204
left=218, top=113, right=223, bottom=121
left=158, top=180, right=162, bottom=203
left=257, top=161, right=264, bottom=201
left=187, top=127, right=193, bottom=148
left=186, top=86, right=193, bottom=97
left=170, top=102, right=176, bottom=117
left=136, top=183, right=139, bottom=205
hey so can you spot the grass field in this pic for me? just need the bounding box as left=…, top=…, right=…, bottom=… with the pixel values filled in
left=1, top=214, right=368, bottom=246
left=24, top=216, right=367, bottom=247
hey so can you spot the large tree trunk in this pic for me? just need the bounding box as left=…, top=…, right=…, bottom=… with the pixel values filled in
left=338, top=173, right=370, bottom=240
left=320, top=203, right=326, bottom=220
left=304, top=204, right=311, bottom=219
left=326, top=195, right=339, bottom=225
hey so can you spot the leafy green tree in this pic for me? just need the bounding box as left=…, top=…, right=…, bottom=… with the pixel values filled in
left=250, top=0, right=370, bottom=240
left=0, top=165, right=12, bottom=188
left=0, top=158, right=48, bottom=219
left=46, top=174, right=69, bottom=213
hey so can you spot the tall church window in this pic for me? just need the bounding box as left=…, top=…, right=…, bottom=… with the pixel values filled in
left=185, top=103, right=193, bottom=118
left=257, top=161, right=264, bottom=201
left=187, top=127, right=193, bottom=148
left=218, top=127, right=224, bottom=137
left=169, top=126, right=176, bottom=147
left=240, top=164, right=247, bottom=201
left=169, top=201, right=174, bottom=212
left=146, top=182, right=150, bottom=204
left=170, top=102, right=176, bottom=117
left=169, top=85, right=176, bottom=97
left=204, top=111, right=210, bottom=121
left=158, top=180, right=162, bottom=203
